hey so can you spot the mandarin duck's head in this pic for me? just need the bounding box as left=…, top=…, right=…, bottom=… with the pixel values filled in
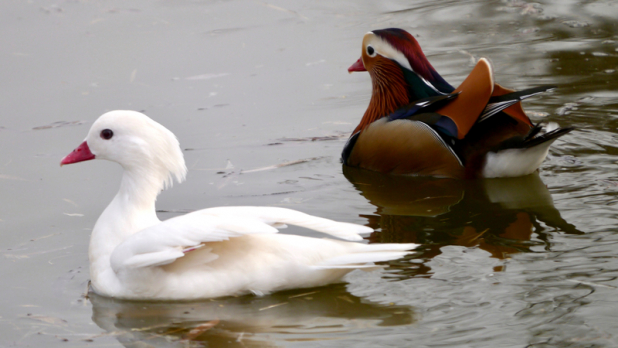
left=349, top=28, right=454, bottom=97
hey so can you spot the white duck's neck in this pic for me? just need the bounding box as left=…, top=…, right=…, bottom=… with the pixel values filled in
left=89, top=166, right=167, bottom=282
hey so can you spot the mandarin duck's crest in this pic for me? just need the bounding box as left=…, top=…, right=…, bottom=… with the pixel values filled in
left=344, top=28, right=573, bottom=179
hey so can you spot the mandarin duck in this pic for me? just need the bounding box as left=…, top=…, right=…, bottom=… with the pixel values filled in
left=342, top=28, right=573, bottom=179
left=60, top=110, right=416, bottom=300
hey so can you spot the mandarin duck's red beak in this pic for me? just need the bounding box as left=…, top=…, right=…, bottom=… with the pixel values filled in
left=348, top=57, right=367, bottom=73
left=60, top=141, right=95, bottom=166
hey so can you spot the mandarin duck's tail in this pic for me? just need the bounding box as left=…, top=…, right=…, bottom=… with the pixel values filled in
left=481, top=123, right=574, bottom=178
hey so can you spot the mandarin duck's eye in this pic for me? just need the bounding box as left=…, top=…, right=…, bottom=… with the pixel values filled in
left=366, top=46, right=375, bottom=56
left=100, top=129, right=114, bottom=140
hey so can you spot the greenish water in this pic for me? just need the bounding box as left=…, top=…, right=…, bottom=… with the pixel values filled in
left=1, top=0, right=618, bottom=347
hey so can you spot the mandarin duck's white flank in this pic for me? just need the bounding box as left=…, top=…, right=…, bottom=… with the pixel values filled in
left=61, top=110, right=416, bottom=300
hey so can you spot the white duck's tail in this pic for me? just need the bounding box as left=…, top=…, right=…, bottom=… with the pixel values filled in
left=311, top=242, right=417, bottom=270
left=200, top=206, right=374, bottom=241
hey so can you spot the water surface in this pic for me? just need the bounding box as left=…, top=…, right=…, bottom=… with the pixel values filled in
left=2, top=0, right=618, bottom=347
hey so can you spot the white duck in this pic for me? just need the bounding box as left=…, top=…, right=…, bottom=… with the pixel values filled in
left=61, top=110, right=416, bottom=300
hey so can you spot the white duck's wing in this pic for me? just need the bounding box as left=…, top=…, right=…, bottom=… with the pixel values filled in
left=110, top=207, right=373, bottom=273
left=198, top=206, right=371, bottom=241
left=110, top=212, right=279, bottom=272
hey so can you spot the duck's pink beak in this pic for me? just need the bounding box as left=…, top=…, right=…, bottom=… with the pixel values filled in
left=60, top=141, right=95, bottom=166
left=348, top=57, right=367, bottom=73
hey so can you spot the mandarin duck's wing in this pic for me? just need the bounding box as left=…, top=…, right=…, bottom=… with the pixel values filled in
left=428, top=59, right=553, bottom=140
left=479, top=84, right=556, bottom=124
left=435, top=58, right=495, bottom=139
left=387, top=94, right=459, bottom=122
left=516, top=124, right=574, bottom=149
left=110, top=207, right=372, bottom=272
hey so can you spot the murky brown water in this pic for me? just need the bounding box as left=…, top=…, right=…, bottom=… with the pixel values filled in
left=2, top=0, right=618, bottom=346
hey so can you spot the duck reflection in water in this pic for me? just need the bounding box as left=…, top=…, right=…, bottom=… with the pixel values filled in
left=88, top=284, right=414, bottom=347
left=343, top=167, right=581, bottom=274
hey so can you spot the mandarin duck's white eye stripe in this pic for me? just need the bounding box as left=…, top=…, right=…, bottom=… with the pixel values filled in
left=364, top=32, right=413, bottom=71
left=364, top=32, right=447, bottom=95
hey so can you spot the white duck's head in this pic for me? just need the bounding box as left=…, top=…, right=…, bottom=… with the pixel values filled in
left=61, top=110, right=187, bottom=189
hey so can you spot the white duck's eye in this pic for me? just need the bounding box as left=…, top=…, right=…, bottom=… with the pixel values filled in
left=100, top=129, right=114, bottom=140
left=366, top=45, right=376, bottom=57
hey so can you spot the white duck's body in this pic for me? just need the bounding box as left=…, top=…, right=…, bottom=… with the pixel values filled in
left=62, top=111, right=416, bottom=300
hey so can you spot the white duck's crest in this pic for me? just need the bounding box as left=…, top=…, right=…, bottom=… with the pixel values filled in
left=87, top=110, right=187, bottom=190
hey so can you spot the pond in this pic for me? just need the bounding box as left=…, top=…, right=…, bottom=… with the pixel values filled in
left=2, top=0, right=618, bottom=346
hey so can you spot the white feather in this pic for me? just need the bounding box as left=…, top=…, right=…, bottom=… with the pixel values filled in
left=311, top=251, right=414, bottom=269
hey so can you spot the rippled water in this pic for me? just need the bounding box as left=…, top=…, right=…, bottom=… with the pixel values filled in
left=2, top=0, right=618, bottom=347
